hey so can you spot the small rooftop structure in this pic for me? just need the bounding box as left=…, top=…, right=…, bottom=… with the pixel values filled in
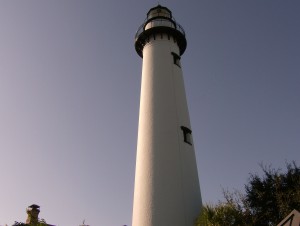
left=26, top=204, right=40, bottom=225
left=22, top=204, right=55, bottom=226
left=79, top=220, right=90, bottom=226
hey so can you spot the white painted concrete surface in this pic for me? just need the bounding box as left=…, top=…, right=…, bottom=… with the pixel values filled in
left=132, top=31, right=202, bottom=226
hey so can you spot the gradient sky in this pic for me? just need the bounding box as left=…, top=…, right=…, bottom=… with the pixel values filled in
left=0, top=1, right=299, bottom=225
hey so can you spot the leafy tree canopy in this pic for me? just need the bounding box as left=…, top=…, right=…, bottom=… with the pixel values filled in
left=196, top=161, right=300, bottom=226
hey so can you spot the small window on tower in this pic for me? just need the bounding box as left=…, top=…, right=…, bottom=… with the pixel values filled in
left=171, top=52, right=181, bottom=67
left=181, top=126, right=192, bottom=145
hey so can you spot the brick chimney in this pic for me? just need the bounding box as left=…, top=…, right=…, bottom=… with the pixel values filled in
left=26, top=204, right=40, bottom=226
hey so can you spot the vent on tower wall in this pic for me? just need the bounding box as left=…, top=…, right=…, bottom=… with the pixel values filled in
left=181, top=126, right=192, bottom=145
left=171, top=52, right=181, bottom=67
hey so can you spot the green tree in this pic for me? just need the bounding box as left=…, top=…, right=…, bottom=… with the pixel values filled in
left=196, top=203, right=246, bottom=226
left=196, top=161, right=300, bottom=226
left=245, top=161, right=300, bottom=225
left=196, top=189, right=251, bottom=226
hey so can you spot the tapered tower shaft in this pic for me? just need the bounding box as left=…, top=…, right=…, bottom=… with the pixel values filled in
left=132, top=5, right=202, bottom=226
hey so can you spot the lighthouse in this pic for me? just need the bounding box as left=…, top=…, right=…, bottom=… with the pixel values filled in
left=132, top=5, right=202, bottom=226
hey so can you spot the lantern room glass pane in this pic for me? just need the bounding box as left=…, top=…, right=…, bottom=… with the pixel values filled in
left=148, top=8, right=171, bottom=19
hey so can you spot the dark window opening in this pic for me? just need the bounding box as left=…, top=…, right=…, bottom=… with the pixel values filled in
left=181, top=126, right=192, bottom=145
left=171, top=52, right=181, bottom=67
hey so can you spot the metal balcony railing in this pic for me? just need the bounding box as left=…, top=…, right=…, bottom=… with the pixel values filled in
left=135, top=17, right=185, bottom=40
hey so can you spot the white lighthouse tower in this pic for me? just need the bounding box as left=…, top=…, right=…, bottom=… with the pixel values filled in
left=132, top=5, right=202, bottom=226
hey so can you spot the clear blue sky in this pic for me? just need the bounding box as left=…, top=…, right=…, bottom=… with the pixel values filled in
left=0, top=1, right=299, bottom=225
